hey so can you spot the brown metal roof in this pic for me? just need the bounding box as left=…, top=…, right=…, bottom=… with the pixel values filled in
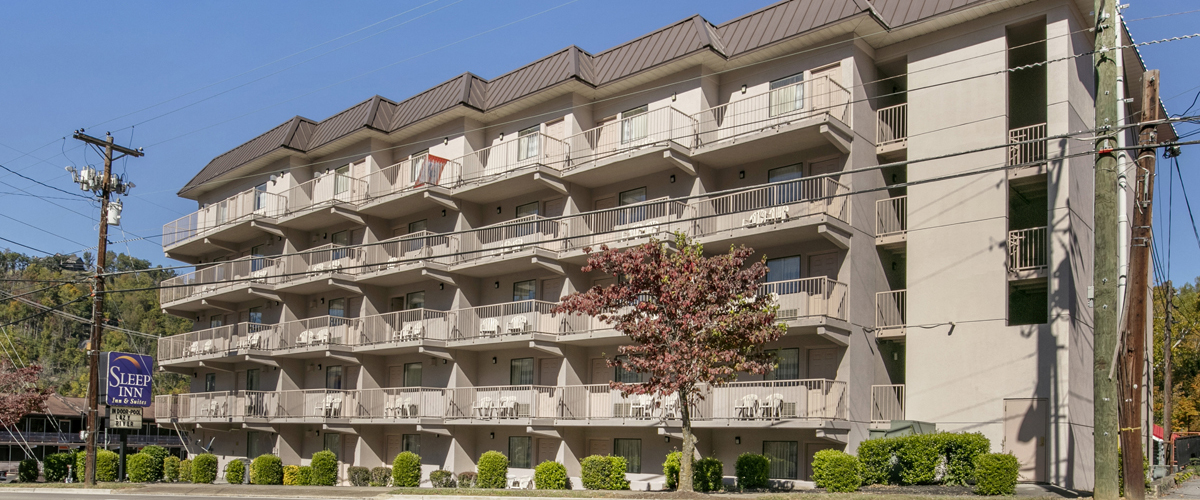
left=181, top=116, right=317, bottom=194
left=870, top=0, right=989, bottom=27
left=485, top=47, right=580, bottom=109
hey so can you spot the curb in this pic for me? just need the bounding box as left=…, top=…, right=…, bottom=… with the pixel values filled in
left=0, top=489, right=114, bottom=495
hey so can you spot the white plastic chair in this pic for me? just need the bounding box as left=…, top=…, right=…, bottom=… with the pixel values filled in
left=480, top=318, right=500, bottom=338
left=296, top=330, right=310, bottom=347
left=734, top=394, right=759, bottom=419
left=506, top=315, right=528, bottom=334
left=630, top=395, right=653, bottom=419
left=202, top=340, right=215, bottom=354
left=473, top=397, right=493, bottom=418
left=187, top=341, right=200, bottom=356
left=660, top=393, right=679, bottom=419
left=314, top=328, right=330, bottom=345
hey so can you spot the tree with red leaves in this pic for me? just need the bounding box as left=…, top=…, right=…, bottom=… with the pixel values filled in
left=0, top=360, right=51, bottom=428
left=554, top=234, right=784, bottom=492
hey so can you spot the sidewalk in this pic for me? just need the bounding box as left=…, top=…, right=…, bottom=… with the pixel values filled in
left=130, top=484, right=391, bottom=499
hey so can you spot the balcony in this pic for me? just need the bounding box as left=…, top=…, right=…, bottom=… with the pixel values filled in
left=1007, top=123, right=1048, bottom=183
left=275, top=243, right=365, bottom=295
left=562, top=107, right=696, bottom=186
left=691, top=76, right=852, bottom=168
left=355, top=231, right=457, bottom=286
left=448, top=300, right=587, bottom=349
left=870, top=384, right=905, bottom=424
left=358, top=157, right=458, bottom=219
left=354, top=387, right=447, bottom=421
left=450, top=132, right=567, bottom=203
left=159, top=255, right=282, bottom=312
left=560, top=197, right=689, bottom=260
left=690, top=177, right=850, bottom=250
left=875, top=290, right=906, bottom=341
left=356, top=308, right=452, bottom=356
left=1007, top=226, right=1048, bottom=280
left=162, top=187, right=286, bottom=259
left=277, top=171, right=369, bottom=230
left=452, top=216, right=564, bottom=276
left=271, top=315, right=359, bottom=357
left=876, top=195, right=907, bottom=249
left=157, top=322, right=278, bottom=368
left=876, top=103, right=907, bottom=158
left=445, top=385, right=560, bottom=424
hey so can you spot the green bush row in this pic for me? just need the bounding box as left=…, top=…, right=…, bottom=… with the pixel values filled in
left=74, top=450, right=118, bottom=482
left=662, top=452, right=723, bottom=492
left=858, top=432, right=990, bottom=486
left=812, top=449, right=863, bottom=492
left=251, top=455, right=283, bottom=485
left=580, top=455, right=629, bottom=490
left=974, top=453, right=1019, bottom=496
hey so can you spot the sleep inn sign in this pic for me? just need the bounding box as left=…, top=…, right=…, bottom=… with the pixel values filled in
left=106, top=352, right=153, bottom=407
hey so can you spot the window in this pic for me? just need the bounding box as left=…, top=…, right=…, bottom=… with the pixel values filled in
left=513, top=280, right=536, bottom=302
left=246, top=369, right=260, bottom=390
left=766, top=256, right=801, bottom=283
left=250, top=244, right=265, bottom=272
left=509, top=436, right=533, bottom=468
left=768, top=164, right=804, bottom=204
left=621, top=105, right=649, bottom=144
left=408, top=219, right=428, bottom=234
left=510, top=358, right=534, bottom=385
left=323, top=433, right=340, bottom=458
left=516, top=201, right=539, bottom=219
left=618, top=187, right=648, bottom=224
left=769, top=73, right=804, bottom=117
left=334, top=164, right=350, bottom=195
left=409, top=151, right=429, bottom=184
left=205, top=373, right=216, bottom=392
left=515, top=201, right=540, bottom=237
left=248, top=306, right=263, bottom=324
left=209, top=315, right=222, bottom=329
left=765, top=348, right=800, bottom=380
left=768, top=164, right=803, bottom=183
left=618, top=187, right=647, bottom=206
left=253, top=183, right=269, bottom=212
left=517, top=125, right=541, bottom=161
left=325, top=365, right=343, bottom=390
left=614, top=439, right=642, bottom=473
left=763, top=441, right=798, bottom=479
left=328, top=298, right=346, bottom=318
left=403, top=362, right=422, bottom=387
left=614, top=355, right=641, bottom=383
left=331, top=230, right=350, bottom=260
left=406, top=291, right=425, bottom=310
left=247, top=430, right=261, bottom=459
left=403, top=434, right=421, bottom=455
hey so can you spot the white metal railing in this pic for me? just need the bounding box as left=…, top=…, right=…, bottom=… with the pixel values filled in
left=871, top=384, right=905, bottom=423
left=276, top=389, right=358, bottom=418
left=876, top=195, right=907, bottom=238
left=159, top=255, right=282, bottom=305
left=876, top=103, right=907, bottom=147
left=556, top=384, right=672, bottom=420
left=565, top=107, right=695, bottom=171
left=358, top=308, right=452, bottom=345
left=1008, top=123, right=1047, bottom=166
left=1008, top=226, right=1048, bottom=272
left=763, top=277, right=848, bottom=321
left=361, top=231, right=457, bottom=273
left=275, top=315, right=360, bottom=349
left=562, top=197, right=689, bottom=252
left=365, top=156, right=460, bottom=198
left=445, top=385, right=559, bottom=420
left=451, top=300, right=586, bottom=341
left=690, top=177, right=849, bottom=238
left=162, top=187, right=287, bottom=248
left=876, top=290, right=906, bottom=329
left=693, top=76, right=850, bottom=148
left=280, top=243, right=365, bottom=281
left=456, top=215, right=563, bottom=265
left=157, top=323, right=278, bottom=362
left=700, top=379, right=847, bottom=421
left=281, top=171, right=369, bottom=215
left=154, top=392, right=236, bottom=420
left=357, top=387, right=447, bottom=419
left=453, top=132, right=566, bottom=187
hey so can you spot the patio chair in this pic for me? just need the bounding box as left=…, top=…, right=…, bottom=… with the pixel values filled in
left=760, top=393, right=784, bottom=419
left=398, top=397, right=416, bottom=417
left=630, top=395, right=653, bottom=419
left=506, top=315, right=528, bottom=334
left=660, top=392, right=680, bottom=419
left=313, top=328, right=330, bottom=345
left=202, top=340, right=215, bottom=354
left=734, top=394, right=759, bottom=419
left=472, top=397, right=493, bottom=418
left=296, top=330, right=310, bottom=347
left=187, top=341, right=200, bottom=357
left=497, top=397, right=518, bottom=418
left=480, top=318, right=500, bottom=338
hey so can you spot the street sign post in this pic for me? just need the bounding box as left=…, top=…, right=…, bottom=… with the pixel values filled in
left=105, top=352, right=153, bottom=407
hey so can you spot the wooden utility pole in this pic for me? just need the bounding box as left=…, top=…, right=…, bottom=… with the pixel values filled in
left=71, top=131, right=142, bottom=485
left=1164, top=282, right=1174, bottom=468
left=1093, top=0, right=1120, bottom=496
left=1119, top=68, right=1158, bottom=500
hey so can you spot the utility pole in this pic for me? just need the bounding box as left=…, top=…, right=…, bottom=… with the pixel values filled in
left=1164, top=281, right=1174, bottom=468
left=1119, top=68, right=1158, bottom=500
left=1092, top=0, right=1120, bottom=496
left=69, top=131, right=142, bottom=485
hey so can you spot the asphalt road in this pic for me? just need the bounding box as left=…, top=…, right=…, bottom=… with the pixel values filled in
left=0, top=494, right=315, bottom=500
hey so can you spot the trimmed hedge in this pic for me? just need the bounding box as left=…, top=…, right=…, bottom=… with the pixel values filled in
left=812, top=449, right=862, bottom=493
left=534, top=461, right=568, bottom=489
left=430, top=469, right=456, bottom=488
left=192, top=454, right=218, bottom=484
left=18, top=459, right=37, bottom=483
left=974, top=453, right=1019, bottom=496
left=371, top=466, right=391, bottom=487
left=692, top=457, right=723, bottom=493
left=298, top=466, right=313, bottom=485
left=163, top=456, right=181, bottom=483
left=44, top=451, right=74, bottom=482
left=735, top=453, right=770, bottom=490
left=477, top=450, right=508, bottom=488
left=128, top=453, right=159, bottom=482
left=310, top=450, right=338, bottom=486
left=348, top=466, right=370, bottom=487
left=663, top=452, right=681, bottom=490
left=457, top=471, right=477, bottom=488
left=224, top=459, right=246, bottom=484
left=251, top=454, right=283, bottom=485
left=857, top=437, right=895, bottom=485
left=581, top=455, right=629, bottom=490
left=392, top=451, right=421, bottom=487
left=140, top=445, right=169, bottom=481
left=857, top=432, right=992, bottom=486
left=283, top=465, right=301, bottom=486
left=97, top=450, right=118, bottom=482
left=179, top=459, right=193, bottom=483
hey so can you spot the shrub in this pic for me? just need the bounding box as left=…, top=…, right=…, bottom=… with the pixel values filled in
left=75, top=450, right=86, bottom=482
left=310, top=450, right=338, bottom=486
left=163, top=456, right=181, bottom=483
left=44, top=452, right=74, bottom=482
left=179, top=459, right=193, bottom=483
left=974, top=453, right=1019, bottom=496
left=581, top=455, right=630, bottom=490
left=735, top=453, right=770, bottom=490
left=283, top=465, right=301, bottom=486
left=857, top=437, right=897, bottom=485
left=392, top=451, right=422, bottom=487
left=17, top=458, right=37, bottom=482
left=692, top=457, right=724, bottom=493
left=477, top=451, right=508, bottom=488
left=535, top=461, right=569, bottom=489
left=895, top=434, right=939, bottom=485
left=937, top=433, right=990, bottom=486
left=663, top=452, right=681, bottom=490
left=457, top=471, right=477, bottom=488
left=297, top=466, right=313, bottom=485
left=224, top=459, right=246, bottom=484
left=608, top=456, right=630, bottom=490
left=192, top=453, right=218, bottom=484
left=430, top=469, right=456, bottom=488
left=251, top=454, right=283, bottom=485
left=140, top=445, right=169, bottom=481
left=812, top=449, right=862, bottom=493
left=370, top=466, right=391, bottom=487
left=348, top=466, right=370, bottom=487
left=96, top=450, right=118, bottom=482
left=128, top=453, right=158, bottom=482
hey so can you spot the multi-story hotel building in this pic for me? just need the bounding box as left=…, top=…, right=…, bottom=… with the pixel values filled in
left=152, top=0, right=1158, bottom=490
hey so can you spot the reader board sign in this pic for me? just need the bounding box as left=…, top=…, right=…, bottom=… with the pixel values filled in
left=108, top=407, right=142, bottom=429
left=105, top=352, right=153, bottom=407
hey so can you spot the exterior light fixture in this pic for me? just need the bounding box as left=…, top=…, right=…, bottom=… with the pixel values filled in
left=741, top=84, right=747, bottom=94
left=444, top=137, right=449, bottom=145
left=439, top=283, right=444, bottom=290
left=664, top=436, right=670, bottom=443
left=499, top=133, right=504, bottom=141
left=490, top=432, right=495, bottom=439
left=670, top=174, right=676, bottom=183
left=497, top=206, right=502, bottom=214
left=735, top=436, right=741, bottom=445
left=739, top=170, right=745, bottom=179
left=441, top=209, right=447, bottom=217
left=495, top=281, right=500, bottom=289
left=672, top=92, right=677, bottom=102
left=492, top=357, right=498, bottom=364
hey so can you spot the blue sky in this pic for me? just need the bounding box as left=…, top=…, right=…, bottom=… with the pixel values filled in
left=0, top=0, right=1198, bottom=286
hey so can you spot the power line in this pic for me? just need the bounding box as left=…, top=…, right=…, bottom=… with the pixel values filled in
left=0, top=237, right=54, bottom=256
left=1172, top=156, right=1200, bottom=253
left=0, top=212, right=90, bottom=248
left=0, top=164, right=92, bottom=200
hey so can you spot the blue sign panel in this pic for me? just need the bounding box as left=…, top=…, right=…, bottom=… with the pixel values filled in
left=106, top=352, right=153, bottom=407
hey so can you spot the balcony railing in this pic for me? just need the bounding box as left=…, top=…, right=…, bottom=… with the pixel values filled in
left=1008, top=226, right=1048, bottom=273
left=365, top=156, right=460, bottom=197
left=281, top=171, right=369, bottom=215
left=159, top=255, right=282, bottom=305
left=562, top=197, right=689, bottom=252
left=162, top=187, right=287, bottom=248
left=1008, top=123, right=1047, bottom=166
left=565, top=107, right=696, bottom=171
left=361, top=231, right=457, bottom=273
left=693, top=76, right=850, bottom=148
left=763, top=277, right=848, bottom=322
left=154, top=391, right=236, bottom=420
left=876, top=195, right=907, bottom=238
left=690, top=177, right=848, bottom=239
left=275, top=315, right=359, bottom=349
left=697, top=379, right=847, bottom=421
left=454, top=132, right=566, bottom=187
left=446, top=385, right=559, bottom=420
left=871, top=384, right=905, bottom=423
left=876, top=103, right=907, bottom=148
left=358, top=308, right=453, bottom=346
left=876, top=290, right=906, bottom=330
left=451, top=300, right=587, bottom=341
left=357, top=387, right=447, bottom=419
left=456, top=215, right=563, bottom=265
left=280, top=243, right=365, bottom=281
